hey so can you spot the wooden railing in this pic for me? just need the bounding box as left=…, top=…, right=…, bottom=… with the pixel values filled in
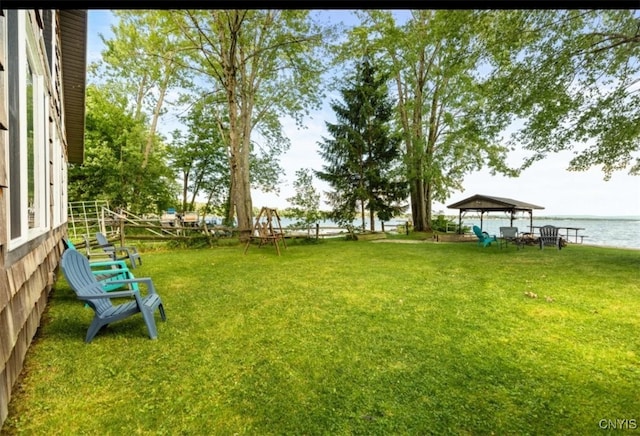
left=75, top=220, right=411, bottom=246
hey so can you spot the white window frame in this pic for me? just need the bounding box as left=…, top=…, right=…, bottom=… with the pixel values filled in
left=61, top=152, right=67, bottom=223
left=52, top=126, right=62, bottom=227
left=7, top=10, right=50, bottom=249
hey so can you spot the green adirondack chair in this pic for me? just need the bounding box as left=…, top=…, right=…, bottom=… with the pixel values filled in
left=60, top=249, right=166, bottom=343
left=63, top=239, right=138, bottom=292
left=473, top=225, right=497, bottom=248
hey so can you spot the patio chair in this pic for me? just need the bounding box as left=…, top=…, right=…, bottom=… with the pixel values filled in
left=539, top=225, right=562, bottom=250
left=63, top=238, right=138, bottom=292
left=79, top=234, right=115, bottom=262
left=60, top=249, right=166, bottom=343
left=499, top=226, right=522, bottom=249
left=95, top=231, right=142, bottom=269
left=473, top=225, right=497, bottom=248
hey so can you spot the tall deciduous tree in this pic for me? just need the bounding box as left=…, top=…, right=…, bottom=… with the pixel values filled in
left=170, top=10, right=329, bottom=239
left=316, top=57, right=408, bottom=231
left=346, top=10, right=516, bottom=232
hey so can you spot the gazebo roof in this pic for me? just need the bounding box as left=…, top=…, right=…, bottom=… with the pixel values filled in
left=447, top=194, right=544, bottom=213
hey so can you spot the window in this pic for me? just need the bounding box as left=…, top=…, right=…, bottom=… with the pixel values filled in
left=27, top=56, right=35, bottom=228
left=7, top=10, right=50, bottom=248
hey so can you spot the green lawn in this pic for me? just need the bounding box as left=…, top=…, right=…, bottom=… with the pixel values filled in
left=3, top=238, right=639, bottom=435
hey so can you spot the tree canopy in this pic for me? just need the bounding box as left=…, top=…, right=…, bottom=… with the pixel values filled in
left=337, top=9, right=638, bottom=230
left=81, top=9, right=638, bottom=227
left=482, top=10, right=640, bottom=180
left=342, top=10, right=518, bottom=231
left=169, top=10, right=331, bottom=237
left=68, top=85, right=177, bottom=213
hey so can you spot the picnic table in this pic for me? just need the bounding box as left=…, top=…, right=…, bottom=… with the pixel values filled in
left=531, top=226, right=587, bottom=244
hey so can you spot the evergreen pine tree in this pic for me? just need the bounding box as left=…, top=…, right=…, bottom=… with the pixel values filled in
left=316, top=56, right=408, bottom=231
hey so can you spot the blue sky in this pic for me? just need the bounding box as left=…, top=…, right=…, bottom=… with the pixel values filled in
left=87, top=10, right=640, bottom=217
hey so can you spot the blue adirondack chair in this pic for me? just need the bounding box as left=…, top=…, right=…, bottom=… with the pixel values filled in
left=473, top=225, right=497, bottom=247
left=60, top=249, right=166, bottom=343
left=80, top=234, right=115, bottom=261
left=63, top=239, right=138, bottom=292
left=95, top=232, right=142, bottom=269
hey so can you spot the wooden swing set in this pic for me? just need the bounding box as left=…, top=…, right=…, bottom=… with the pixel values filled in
left=243, top=207, right=287, bottom=255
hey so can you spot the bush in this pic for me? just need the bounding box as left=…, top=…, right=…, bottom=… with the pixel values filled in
left=432, top=214, right=468, bottom=233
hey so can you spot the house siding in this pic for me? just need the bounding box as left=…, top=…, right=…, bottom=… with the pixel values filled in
left=0, top=9, right=85, bottom=426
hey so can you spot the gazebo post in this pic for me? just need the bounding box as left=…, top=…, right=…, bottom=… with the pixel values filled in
left=458, top=210, right=462, bottom=234
left=529, top=211, right=533, bottom=233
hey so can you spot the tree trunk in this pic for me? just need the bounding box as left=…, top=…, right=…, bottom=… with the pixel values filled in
left=235, top=85, right=255, bottom=240
left=424, top=180, right=432, bottom=231
left=181, top=168, right=190, bottom=212
left=142, top=66, right=170, bottom=168
left=227, top=101, right=253, bottom=241
left=224, top=186, right=234, bottom=227
left=369, top=208, right=375, bottom=232
left=412, top=177, right=429, bottom=231
left=222, top=10, right=254, bottom=241
left=234, top=138, right=253, bottom=240
left=410, top=131, right=429, bottom=232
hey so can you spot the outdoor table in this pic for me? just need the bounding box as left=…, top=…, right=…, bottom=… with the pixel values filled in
left=531, top=226, right=586, bottom=244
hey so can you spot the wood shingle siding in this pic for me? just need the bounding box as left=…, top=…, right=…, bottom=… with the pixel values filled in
left=0, top=9, right=86, bottom=427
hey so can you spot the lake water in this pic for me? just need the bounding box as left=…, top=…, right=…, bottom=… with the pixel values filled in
left=281, top=216, right=640, bottom=250
left=453, top=216, right=640, bottom=250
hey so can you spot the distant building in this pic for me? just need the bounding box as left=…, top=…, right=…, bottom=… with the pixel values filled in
left=0, top=10, right=87, bottom=426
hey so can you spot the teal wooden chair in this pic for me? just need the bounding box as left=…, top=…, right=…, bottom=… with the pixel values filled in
left=60, top=249, right=166, bottom=343
left=95, top=232, right=142, bottom=269
left=63, top=239, right=138, bottom=292
left=473, top=225, right=497, bottom=248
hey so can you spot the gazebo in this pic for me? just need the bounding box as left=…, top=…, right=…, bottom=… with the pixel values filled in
left=447, top=194, right=545, bottom=234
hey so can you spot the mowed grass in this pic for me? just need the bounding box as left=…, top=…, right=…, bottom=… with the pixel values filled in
left=3, top=239, right=639, bottom=435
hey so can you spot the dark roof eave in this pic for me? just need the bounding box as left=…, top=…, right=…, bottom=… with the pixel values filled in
left=59, top=10, right=87, bottom=164
left=447, top=194, right=545, bottom=211
left=455, top=207, right=543, bottom=212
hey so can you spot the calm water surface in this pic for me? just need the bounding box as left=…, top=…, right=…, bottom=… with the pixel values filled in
left=461, top=216, right=640, bottom=250
left=288, top=216, right=640, bottom=250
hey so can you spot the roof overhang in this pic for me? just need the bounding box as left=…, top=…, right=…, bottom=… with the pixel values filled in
left=447, top=194, right=545, bottom=214
left=59, top=10, right=87, bottom=164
